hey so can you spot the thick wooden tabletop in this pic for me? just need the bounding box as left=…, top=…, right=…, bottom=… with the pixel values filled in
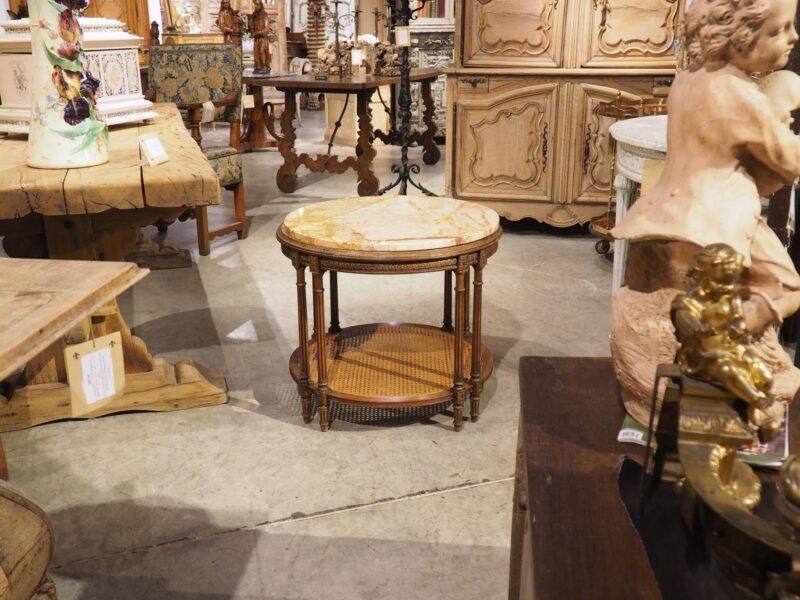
left=260, top=68, right=442, bottom=91
left=0, top=103, right=220, bottom=220
left=517, top=356, right=800, bottom=598
left=0, top=258, right=147, bottom=380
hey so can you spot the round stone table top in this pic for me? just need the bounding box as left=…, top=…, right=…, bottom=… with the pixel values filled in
left=608, top=115, right=667, bottom=154
left=281, top=195, right=501, bottom=252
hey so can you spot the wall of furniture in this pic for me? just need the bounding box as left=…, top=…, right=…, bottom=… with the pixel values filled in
left=409, top=1, right=454, bottom=141
left=84, top=0, right=152, bottom=44
left=445, top=0, right=680, bottom=226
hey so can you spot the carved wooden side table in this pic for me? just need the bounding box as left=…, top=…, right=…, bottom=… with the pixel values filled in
left=277, top=196, right=501, bottom=431
left=260, top=69, right=442, bottom=197
left=608, top=115, right=667, bottom=291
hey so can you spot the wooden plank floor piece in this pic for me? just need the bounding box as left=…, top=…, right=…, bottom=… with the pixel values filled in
left=0, top=258, right=147, bottom=381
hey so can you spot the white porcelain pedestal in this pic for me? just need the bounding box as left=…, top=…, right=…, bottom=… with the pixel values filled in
left=0, top=17, right=157, bottom=134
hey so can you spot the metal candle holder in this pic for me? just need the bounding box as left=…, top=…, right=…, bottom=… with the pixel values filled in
left=379, top=0, right=436, bottom=196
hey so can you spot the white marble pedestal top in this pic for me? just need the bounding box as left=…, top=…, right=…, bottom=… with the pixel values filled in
left=608, top=115, right=668, bottom=291
left=282, top=195, right=501, bottom=252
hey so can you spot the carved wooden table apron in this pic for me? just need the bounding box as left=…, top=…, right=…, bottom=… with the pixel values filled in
left=0, top=103, right=228, bottom=431
left=263, top=69, right=442, bottom=197
left=277, top=196, right=501, bottom=431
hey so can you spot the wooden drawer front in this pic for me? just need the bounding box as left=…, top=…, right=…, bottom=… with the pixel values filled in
left=455, top=82, right=559, bottom=201
left=457, top=76, right=490, bottom=93
left=461, top=0, right=565, bottom=68
left=580, top=0, right=680, bottom=68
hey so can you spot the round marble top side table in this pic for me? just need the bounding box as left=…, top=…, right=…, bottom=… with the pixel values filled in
left=276, top=195, right=502, bottom=432
left=608, top=115, right=667, bottom=291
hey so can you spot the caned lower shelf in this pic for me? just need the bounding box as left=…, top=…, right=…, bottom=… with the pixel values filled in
left=289, top=323, right=494, bottom=407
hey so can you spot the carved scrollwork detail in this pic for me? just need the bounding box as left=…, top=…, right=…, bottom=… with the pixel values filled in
left=476, top=0, right=554, bottom=58
left=467, top=100, right=547, bottom=189
left=596, top=0, right=679, bottom=58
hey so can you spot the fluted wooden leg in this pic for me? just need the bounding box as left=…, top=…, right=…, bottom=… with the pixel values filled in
left=470, top=260, right=484, bottom=422
left=464, top=268, right=471, bottom=335
left=312, top=269, right=330, bottom=431
left=329, top=271, right=341, bottom=334
left=452, top=269, right=467, bottom=431
left=295, top=264, right=312, bottom=423
left=443, top=270, right=453, bottom=332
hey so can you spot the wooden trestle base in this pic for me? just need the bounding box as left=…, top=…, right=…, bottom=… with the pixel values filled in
left=0, top=302, right=227, bottom=433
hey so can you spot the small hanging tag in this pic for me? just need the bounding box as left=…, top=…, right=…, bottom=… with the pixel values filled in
left=201, top=100, right=215, bottom=123
left=243, top=94, right=255, bottom=109
left=139, top=134, right=170, bottom=166
left=64, top=332, right=125, bottom=418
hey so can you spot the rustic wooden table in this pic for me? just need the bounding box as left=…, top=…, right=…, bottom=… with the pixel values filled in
left=249, top=69, right=442, bottom=196
left=0, top=257, right=151, bottom=600
left=0, top=105, right=228, bottom=432
left=510, top=356, right=800, bottom=599
left=277, top=196, right=500, bottom=432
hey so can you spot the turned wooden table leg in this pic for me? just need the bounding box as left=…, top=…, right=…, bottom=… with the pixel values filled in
left=443, top=270, right=453, bottom=332
left=0, top=435, right=7, bottom=480
left=311, top=266, right=330, bottom=431
left=355, top=90, right=379, bottom=197
left=452, top=267, right=467, bottom=431
left=420, top=79, right=441, bottom=166
left=464, top=268, right=471, bottom=335
left=295, top=262, right=312, bottom=423
left=329, top=271, right=341, bottom=334
left=470, top=257, right=485, bottom=422
left=277, top=90, right=300, bottom=194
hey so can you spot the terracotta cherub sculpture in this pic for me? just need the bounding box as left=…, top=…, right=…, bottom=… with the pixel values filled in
left=671, top=244, right=779, bottom=435
left=249, top=0, right=271, bottom=74
left=216, top=0, right=242, bottom=46
left=611, top=0, right=800, bottom=425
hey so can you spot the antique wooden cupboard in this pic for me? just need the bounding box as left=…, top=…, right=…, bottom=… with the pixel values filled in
left=445, top=0, right=681, bottom=226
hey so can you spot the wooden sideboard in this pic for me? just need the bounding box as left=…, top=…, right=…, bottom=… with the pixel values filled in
left=445, top=0, right=680, bottom=227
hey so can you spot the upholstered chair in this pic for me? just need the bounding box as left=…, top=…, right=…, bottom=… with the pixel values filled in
left=147, top=44, right=246, bottom=256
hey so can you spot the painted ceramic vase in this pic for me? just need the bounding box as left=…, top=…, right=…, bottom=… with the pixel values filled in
left=27, top=0, right=108, bottom=168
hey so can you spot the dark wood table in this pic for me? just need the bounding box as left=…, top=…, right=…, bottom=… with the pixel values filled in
left=241, top=69, right=291, bottom=152
left=247, top=68, right=442, bottom=196
left=510, top=357, right=800, bottom=599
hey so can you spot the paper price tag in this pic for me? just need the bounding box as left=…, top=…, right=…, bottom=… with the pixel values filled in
left=139, top=134, right=169, bottom=167
left=64, top=331, right=125, bottom=418
left=243, top=94, right=255, bottom=109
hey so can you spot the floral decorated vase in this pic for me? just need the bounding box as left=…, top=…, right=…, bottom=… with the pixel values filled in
left=27, top=0, right=108, bottom=168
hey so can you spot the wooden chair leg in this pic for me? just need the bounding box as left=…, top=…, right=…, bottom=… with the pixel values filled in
left=196, top=205, right=211, bottom=256
left=234, top=181, right=247, bottom=240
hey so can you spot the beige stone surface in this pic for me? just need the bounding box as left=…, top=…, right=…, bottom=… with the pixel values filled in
left=282, top=195, right=500, bottom=251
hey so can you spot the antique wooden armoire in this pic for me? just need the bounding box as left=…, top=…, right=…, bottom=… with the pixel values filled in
left=445, top=0, right=681, bottom=226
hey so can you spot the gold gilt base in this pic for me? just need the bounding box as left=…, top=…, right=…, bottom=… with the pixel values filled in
left=289, top=323, right=493, bottom=409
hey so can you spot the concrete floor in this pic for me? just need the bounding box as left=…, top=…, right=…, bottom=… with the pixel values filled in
left=3, top=112, right=613, bottom=599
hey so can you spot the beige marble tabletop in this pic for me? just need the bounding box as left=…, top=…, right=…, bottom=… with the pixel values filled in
left=282, top=195, right=500, bottom=252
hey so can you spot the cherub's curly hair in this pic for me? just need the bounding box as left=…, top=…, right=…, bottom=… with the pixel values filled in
left=683, top=0, right=770, bottom=67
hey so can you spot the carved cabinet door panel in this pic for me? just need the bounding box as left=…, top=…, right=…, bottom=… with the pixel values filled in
left=454, top=80, right=559, bottom=202
left=460, top=0, right=566, bottom=68
left=565, top=80, right=651, bottom=205
left=579, top=0, right=681, bottom=68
